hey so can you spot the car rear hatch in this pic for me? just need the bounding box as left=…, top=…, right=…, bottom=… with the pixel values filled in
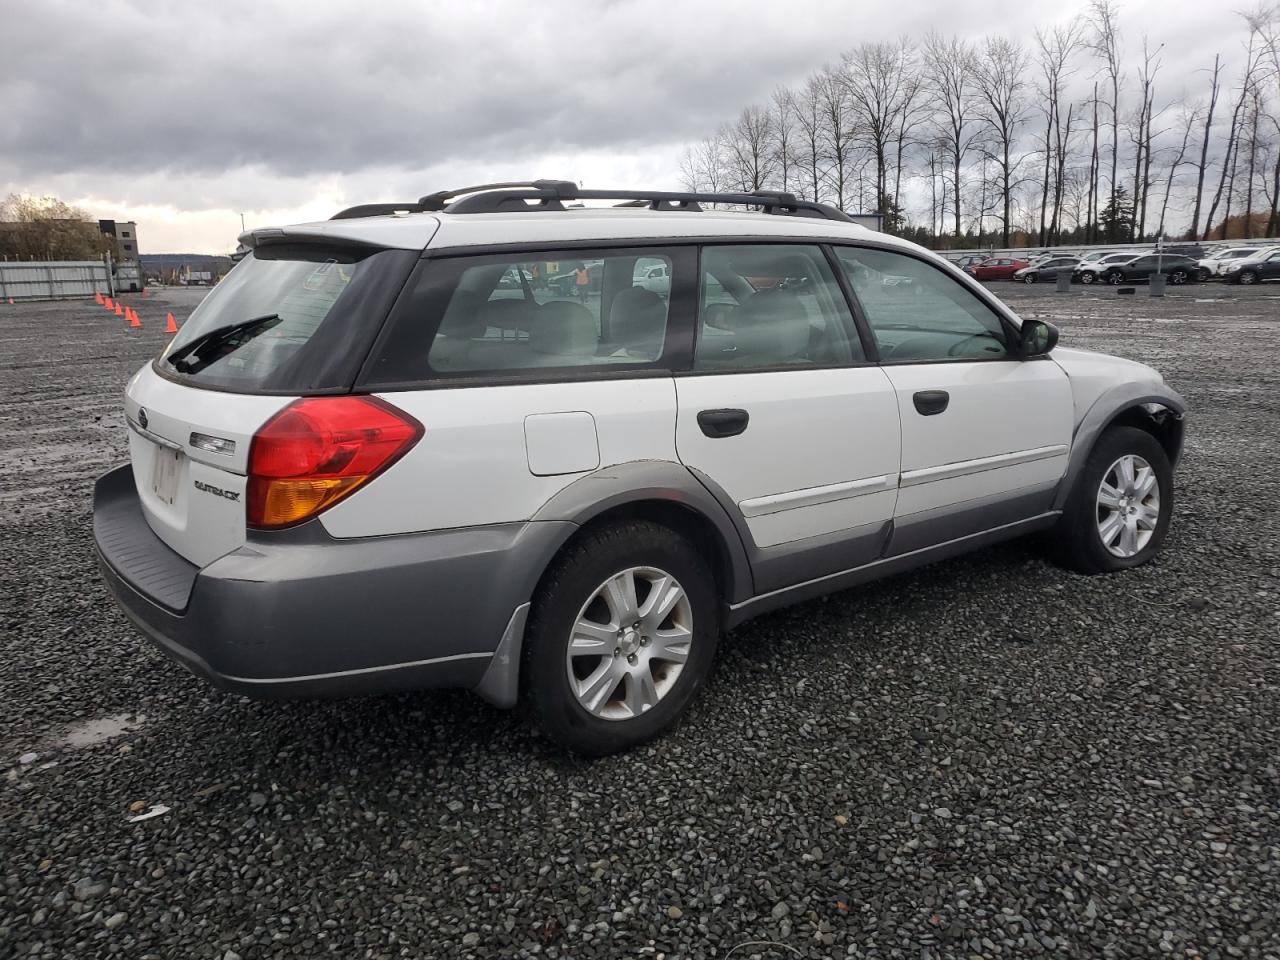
left=125, top=240, right=419, bottom=567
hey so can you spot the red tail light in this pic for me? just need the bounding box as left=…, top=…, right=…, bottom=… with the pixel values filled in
left=247, top=396, right=423, bottom=529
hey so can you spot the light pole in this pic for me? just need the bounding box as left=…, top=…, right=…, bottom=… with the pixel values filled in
left=239, top=212, right=246, bottom=233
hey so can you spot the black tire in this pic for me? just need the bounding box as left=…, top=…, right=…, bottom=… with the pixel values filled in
left=1169, top=269, right=1188, bottom=284
left=1106, top=270, right=1124, bottom=285
left=1239, top=269, right=1259, bottom=285
left=522, top=520, right=719, bottom=755
left=1197, top=268, right=1211, bottom=281
left=1080, top=272, right=1096, bottom=284
left=1023, top=273, right=1037, bottom=284
left=1050, top=425, right=1174, bottom=574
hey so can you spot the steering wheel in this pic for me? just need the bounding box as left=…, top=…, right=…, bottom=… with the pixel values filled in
left=947, top=332, right=1003, bottom=357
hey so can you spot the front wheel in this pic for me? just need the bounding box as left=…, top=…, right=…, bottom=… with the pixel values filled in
left=1023, top=273, right=1037, bottom=284
left=1239, top=269, right=1259, bottom=285
left=522, top=520, right=719, bottom=755
left=1080, top=272, right=1096, bottom=284
left=1050, top=426, right=1173, bottom=574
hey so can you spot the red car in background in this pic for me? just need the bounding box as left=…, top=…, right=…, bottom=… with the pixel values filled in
left=966, top=257, right=1029, bottom=281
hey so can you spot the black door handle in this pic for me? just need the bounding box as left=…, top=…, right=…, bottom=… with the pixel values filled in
left=913, top=390, right=950, bottom=416
left=697, top=408, right=749, bottom=438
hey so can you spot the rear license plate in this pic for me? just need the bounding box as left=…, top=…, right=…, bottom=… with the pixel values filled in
left=150, top=446, right=182, bottom=505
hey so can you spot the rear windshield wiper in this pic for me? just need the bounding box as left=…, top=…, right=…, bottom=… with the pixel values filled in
left=166, top=314, right=283, bottom=373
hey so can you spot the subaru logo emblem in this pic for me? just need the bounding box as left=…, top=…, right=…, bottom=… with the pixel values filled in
left=138, top=408, right=148, bottom=429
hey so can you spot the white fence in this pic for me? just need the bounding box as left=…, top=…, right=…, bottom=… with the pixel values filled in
left=0, top=261, right=112, bottom=301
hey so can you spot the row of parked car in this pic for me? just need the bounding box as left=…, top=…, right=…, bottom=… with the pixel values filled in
left=949, top=243, right=1280, bottom=286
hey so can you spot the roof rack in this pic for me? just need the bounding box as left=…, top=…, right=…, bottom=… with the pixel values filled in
left=435, top=183, right=854, bottom=223
left=331, top=182, right=856, bottom=224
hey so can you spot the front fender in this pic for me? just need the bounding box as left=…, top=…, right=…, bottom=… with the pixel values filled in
left=1054, top=382, right=1187, bottom=511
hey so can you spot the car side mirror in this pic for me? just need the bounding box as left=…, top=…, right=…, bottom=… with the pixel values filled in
left=1019, top=319, right=1058, bottom=358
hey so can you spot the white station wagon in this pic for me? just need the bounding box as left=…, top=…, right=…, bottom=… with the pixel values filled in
left=94, top=181, right=1186, bottom=754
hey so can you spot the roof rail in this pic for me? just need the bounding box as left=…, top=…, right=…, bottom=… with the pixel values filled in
left=429, top=182, right=855, bottom=223
left=418, top=180, right=578, bottom=211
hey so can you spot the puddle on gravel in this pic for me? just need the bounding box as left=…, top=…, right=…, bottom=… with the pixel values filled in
left=61, top=713, right=146, bottom=748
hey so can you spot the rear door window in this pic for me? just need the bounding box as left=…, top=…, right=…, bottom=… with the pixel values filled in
left=362, top=247, right=691, bottom=385
left=693, top=244, right=863, bottom=369
left=157, top=244, right=417, bottom=393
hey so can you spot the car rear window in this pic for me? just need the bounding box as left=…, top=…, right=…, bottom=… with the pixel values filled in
left=156, top=243, right=417, bottom=393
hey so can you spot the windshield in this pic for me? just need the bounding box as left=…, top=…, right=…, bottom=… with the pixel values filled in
left=157, top=243, right=416, bottom=393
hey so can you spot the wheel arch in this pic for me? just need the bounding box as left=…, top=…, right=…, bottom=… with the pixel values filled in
left=472, top=462, right=754, bottom=709
left=529, top=461, right=754, bottom=606
left=1053, top=385, right=1187, bottom=512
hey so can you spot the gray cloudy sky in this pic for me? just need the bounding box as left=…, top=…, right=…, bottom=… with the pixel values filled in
left=0, top=0, right=1251, bottom=253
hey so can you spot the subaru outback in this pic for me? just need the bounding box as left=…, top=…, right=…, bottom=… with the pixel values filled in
left=94, top=181, right=1185, bottom=755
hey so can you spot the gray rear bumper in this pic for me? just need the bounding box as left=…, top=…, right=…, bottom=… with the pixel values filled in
left=93, top=464, right=571, bottom=702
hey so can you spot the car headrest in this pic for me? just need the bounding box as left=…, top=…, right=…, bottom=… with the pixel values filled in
left=477, top=297, right=534, bottom=332
left=437, top=290, right=484, bottom=338
left=731, top=287, right=809, bottom=360
left=531, top=300, right=598, bottom=356
left=609, top=287, right=666, bottom=358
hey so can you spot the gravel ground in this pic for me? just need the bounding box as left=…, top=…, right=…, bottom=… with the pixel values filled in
left=1, top=283, right=1278, bottom=960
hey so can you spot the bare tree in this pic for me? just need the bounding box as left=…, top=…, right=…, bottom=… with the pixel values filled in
left=924, top=32, right=979, bottom=239
left=678, top=135, right=728, bottom=193
left=1087, top=83, right=1101, bottom=241
left=1127, top=38, right=1163, bottom=240
left=817, top=64, right=858, bottom=209
left=769, top=87, right=797, bottom=194
left=1034, top=21, right=1083, bottom=245
left=891, top=55, right=928, bottom=228
left=1051, top=102, right=1080, bottom=243
left=723, top=106, right=776, bottom=192
left=1204, top=15, right=1267, bottom=239
left=845, top=38, right=918, bottom=223
left=794, top=75, right=827, bottom=203
left=1261, top=13, right=1280, bottom=235
left=1089, top=0, right=1124, bottom=225
left=1156, top=102, right=1197, bottom=239
left=974, top=36, right=1031, bottom=246
left=1190, top=55, right=1224, bottom=239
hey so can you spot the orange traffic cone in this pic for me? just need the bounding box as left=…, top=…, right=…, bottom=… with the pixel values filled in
left=165, top=312, right=178, bottom=334
left=95, top=291, right=104, bottom=305
left=129, top=309, right=141, bottom=329
left=104, top=297, right=113, bottom=311
left=115, top=303, right=123, bottom=317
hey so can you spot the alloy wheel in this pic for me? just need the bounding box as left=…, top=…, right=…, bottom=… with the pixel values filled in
left=565, top=566, right=693, bottom=720
left=1096, top=454, right=1160, bottom=558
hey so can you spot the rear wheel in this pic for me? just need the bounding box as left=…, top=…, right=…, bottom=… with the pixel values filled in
left=1051, top=426, right=1173, bottom=574
left=1197, top=268, right=1211, bottom=281
left=1080, top=271, right=1096, bottom=284
left=1239, top=269, right=1259, bottom=285
left=1169, top=269, right=1188, bottom=284
left=1023, top=273, right=1037, bottom=284
left=1106, top=271, right=1125, bottom=285
left=523, top=520, right=719, bottom=755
